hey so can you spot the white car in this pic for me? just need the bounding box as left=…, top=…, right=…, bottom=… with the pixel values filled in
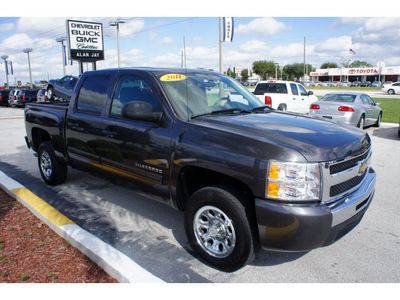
left=381, top=82, right=400, bottom=94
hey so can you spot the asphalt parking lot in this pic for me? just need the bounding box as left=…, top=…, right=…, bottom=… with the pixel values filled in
left=0, top=105, right=399, bottom=283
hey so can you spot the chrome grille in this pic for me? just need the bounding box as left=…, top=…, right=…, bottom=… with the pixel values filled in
left=329, top=151, right=369, bottom=175
left=322, top=148, right=372, bottom=203
left=330, top=171, right=367, bottom=197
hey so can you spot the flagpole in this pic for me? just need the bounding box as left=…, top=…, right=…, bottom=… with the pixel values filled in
left=219, top=17, right=223, bottom=74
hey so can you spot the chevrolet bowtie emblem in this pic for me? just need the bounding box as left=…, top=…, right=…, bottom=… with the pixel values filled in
left=359, top=161, right=368, bottom=176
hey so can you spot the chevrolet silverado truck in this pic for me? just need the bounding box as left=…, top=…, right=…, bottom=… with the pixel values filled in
left=25, top=68, right=376, bottom=271
left=46, top=75, right=78, bottom=101
left=253, top=80, right=317, bottom=113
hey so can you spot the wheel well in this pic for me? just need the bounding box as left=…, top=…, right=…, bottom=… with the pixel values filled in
left=31, top=128, right=51, bottom=151
left=176, top=166, right=254, bottom=211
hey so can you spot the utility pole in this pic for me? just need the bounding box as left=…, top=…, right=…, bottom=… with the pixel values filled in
left=1, top=55, right=9, bottom=88
left=110, top=19, right=126, bottom=68
left=219, top=17, right=223, bottom=74
left=303, top=36, right=306, bottom=82
left=56, top=37, right=67, bottom=76
left=23, top=48, right=33, bottom=88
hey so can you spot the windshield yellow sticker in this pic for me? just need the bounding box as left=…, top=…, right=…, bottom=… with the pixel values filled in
left=160, top=74, right=187, bottom=82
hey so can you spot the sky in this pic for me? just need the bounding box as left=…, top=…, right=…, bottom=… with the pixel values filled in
left=1, top=0, right=400, bottom=85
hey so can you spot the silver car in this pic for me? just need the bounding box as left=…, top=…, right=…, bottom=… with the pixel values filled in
left=309, top=92, right=382, bottom=129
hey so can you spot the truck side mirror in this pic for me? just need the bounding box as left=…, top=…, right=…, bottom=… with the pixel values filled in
left=308, top=91, right=314, bottom=95
left=121, top=101, right=163, bottom=123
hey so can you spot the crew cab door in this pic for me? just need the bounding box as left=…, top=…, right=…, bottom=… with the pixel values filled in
left=66, top=74, right=113, bottom=167
left=289, top=83, right=302, bottom=111
left=99, top=72, right=172, bottom=202
left=298, top=84, right=313, bottom=114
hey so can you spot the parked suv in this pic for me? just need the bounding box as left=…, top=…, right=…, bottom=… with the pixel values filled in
left=8, top=89, right=22, bottom=107
left=0, top=89, right=11, bottom=106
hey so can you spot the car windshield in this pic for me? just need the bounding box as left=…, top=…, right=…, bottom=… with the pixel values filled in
left=320, top=94, right=356, bottom=103
left=158, top=71, right=265, bottom=120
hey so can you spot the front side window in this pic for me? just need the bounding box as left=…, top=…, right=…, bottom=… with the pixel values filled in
left=110, top=75, right=158, bottom=118
left=298, top=84, right=308, bottom=96
left=158, top=72, right=264, bottom=120
left=76, top=75, right=110, bottom=115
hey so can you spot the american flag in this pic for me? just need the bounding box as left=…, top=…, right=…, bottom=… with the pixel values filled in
left=349, top=48, right=356, bottom=55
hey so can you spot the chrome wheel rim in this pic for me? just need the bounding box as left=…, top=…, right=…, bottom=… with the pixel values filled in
left=40, top=151, right=52, bottom=179
left=193, top=205, right=236, bottom=258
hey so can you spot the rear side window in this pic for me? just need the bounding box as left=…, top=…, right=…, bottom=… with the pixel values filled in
left=76, top=75, right=111, bottom=115
left=254, top=83, right=287, bottom=95
left=290, top=83, right=299, bottom=95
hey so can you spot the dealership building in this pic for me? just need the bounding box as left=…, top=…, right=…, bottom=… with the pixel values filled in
left=310, top=66, right=400, bottom=83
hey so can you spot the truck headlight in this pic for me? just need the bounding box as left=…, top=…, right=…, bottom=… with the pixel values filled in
left=267, top=161, right=321, bottom=201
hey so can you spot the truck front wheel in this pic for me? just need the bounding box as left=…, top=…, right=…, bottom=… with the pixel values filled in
left=184, top=186, right=257, bottom=272
left=47, top=87, right=54, bottom=101
left=38, top=141, right=67, bottom=185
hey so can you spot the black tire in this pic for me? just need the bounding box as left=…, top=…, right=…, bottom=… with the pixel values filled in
left=38, top=141, right=67, bottom=185
left=184, top=186, right=257, bottom=272
left=373, top=113, right=382, bottom=127
left=357, top=115, right=365, bottom=129
left=47, top=87, right=54, bottom=101
left=388, top=89, right=395, bottom=95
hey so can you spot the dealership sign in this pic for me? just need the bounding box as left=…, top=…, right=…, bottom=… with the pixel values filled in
left=348, top=68, right=378, bottom=75
left=67, top=20, right=104, bottom=62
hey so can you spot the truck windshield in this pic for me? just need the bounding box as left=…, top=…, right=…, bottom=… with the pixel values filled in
left=158, top=72, right=265, bottom=120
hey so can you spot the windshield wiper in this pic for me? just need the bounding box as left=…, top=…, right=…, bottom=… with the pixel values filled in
left=191, top=108, right=252, bottom=119
left=251, top=105, right=274, bottom=113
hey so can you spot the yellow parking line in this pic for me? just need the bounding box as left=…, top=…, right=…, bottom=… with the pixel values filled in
left=10, top=187, right=76, bottom=227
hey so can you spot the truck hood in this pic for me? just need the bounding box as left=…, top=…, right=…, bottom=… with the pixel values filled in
left=196, top=111, right=370, bottom=162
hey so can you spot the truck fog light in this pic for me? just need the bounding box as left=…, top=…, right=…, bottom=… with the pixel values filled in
left=267, top=161, right=321, bottom=201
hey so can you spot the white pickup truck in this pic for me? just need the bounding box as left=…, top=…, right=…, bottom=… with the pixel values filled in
left=253, top=80, right=317, bottom=113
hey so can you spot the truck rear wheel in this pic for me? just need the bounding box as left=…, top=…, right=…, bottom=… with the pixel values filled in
left=184, top=186, right=257, bottom=272
left=38, top=141, right=67, bottom=185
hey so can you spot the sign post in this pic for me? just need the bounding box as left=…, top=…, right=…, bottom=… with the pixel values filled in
left=66, top=20, right=104, bottom=75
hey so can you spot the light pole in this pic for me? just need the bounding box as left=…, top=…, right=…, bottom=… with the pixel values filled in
left=56, top=37, right=67, bottom=76
left=1, top=55, right=9, bottom=88
left=23, top=48, right=33, bottom=88
left=110, top=19, right=126, bottom=67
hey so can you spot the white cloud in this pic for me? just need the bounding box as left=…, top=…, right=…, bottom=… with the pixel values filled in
left=119, top=19, right=145, bottom=38
left=0, top=23, right=15, bottom=32
left=314, top=36, right=352, bottom=53
left=16, top=17, right=66, bottom=36
left=236, top=18, right=291, bottom=37
left=237, top=40, right=269, bottom=54
left=159, top=37, right=174, bottom=44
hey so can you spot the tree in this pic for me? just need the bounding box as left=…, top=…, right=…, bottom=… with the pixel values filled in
left=321, top=62, right=338, bottom=69
left=283, top=63, right=314, bottom=80
left=349, top=60, right=373, bottom=68
left=252, top=60, right=276, bottom=79
left=241, top=69, right=249, bottom=81
left=226, top=67, right=236, bottom=79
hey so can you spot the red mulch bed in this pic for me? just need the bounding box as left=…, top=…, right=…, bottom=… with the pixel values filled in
left=0, top=187, right=118, bottom=283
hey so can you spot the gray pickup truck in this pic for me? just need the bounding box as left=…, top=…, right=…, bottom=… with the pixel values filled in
left=46, top=75, right=78, bottom=101
left=25, top=68, right=376, bottom=271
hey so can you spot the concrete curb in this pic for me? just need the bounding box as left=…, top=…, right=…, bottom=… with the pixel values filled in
left=0, top=170, right=164, bottom=283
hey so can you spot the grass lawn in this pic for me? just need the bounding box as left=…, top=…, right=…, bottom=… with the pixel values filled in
left=371, top=98, right=400, bottom=124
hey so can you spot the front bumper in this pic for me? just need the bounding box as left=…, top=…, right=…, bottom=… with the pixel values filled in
left=255, top=167, right=376, bottom=251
